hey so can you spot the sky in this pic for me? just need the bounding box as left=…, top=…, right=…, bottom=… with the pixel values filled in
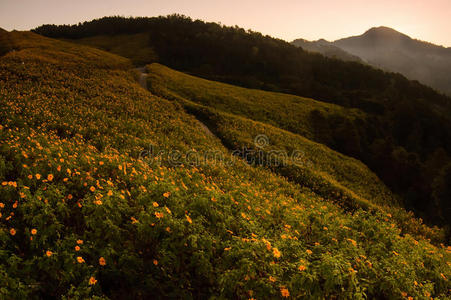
left=1, top=0, right=451, bottom=46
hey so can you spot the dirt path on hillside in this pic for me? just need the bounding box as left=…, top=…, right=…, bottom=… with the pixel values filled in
left=136, top=67, right=148, bottom=89
left=135, top=66, right=215, bottom=138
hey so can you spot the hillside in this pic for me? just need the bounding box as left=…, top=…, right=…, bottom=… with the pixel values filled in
left=334, top=26, right=451, bottom=96
left=1, top=30, right=450, bottom=299
left=32, top=16, right=451, bottom=229
left=291, top=38, right=363, bottom=63
left=146, top=63, right=395, bottom=206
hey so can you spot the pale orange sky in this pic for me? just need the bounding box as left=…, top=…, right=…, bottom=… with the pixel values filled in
left=1, top=0, right=450, bottom=46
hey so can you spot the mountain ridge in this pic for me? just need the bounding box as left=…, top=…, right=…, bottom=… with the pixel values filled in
left=333, top=26, right=451, bottom=95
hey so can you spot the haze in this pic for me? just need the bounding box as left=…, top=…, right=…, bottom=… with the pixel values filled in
left=1, top=0, right=451, bottom=47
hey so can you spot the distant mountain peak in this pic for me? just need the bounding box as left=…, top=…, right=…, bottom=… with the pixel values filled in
left=362, top=26, right=410, bottom=40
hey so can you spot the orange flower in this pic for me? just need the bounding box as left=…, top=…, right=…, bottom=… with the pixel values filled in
left=107, top=190, right=113, bottom=196
left=89, top=276, right=97, bottom=285
left=306, top=249, right=312, bottom=255
left=99, top=257, right=106, bottom=266
left=9, top=228, right=16, bottom=236
left=75, top=246, right=80, bottom=251
left=76, top=239, right=83, bottom=245
left=77, top=256, right=85, bottom=263
left=153, top=259, right=158, bottom=265
left=35, top=174, right=41, bottom=180
left=152, top=202, right=159, bottom=207
left=280, top=287, right=290, bottom=298
left=163, top=192, right=171, bottom=198
left=269, top=276, right=276, bottom=282
left=46, top=250, right=53, bottom=257
left=47, top=174, right=54, bottom=181
left=31, top=229, right=37, bottom=235
left=347, top=239, right=357, bottom=247
left=186, top=215, right=192, bottom=224
left=155, top=212, right=164, bottom=219
left=90, top=186, right=96, bottom=192
left=272, top=247, right=281, bottom=258
left=298, top=265, right=306, bottom=271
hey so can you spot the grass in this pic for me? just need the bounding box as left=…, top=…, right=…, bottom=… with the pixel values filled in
left=147, top=63, right=366, bottom=144
left=0, top=30, right=450, bottom=299
left=146, top=64, right=389, bottom=206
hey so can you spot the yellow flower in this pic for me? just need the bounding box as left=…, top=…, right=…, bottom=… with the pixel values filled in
left=46, top=250, right=53, bottom=257
left=35, top=174, right=41, bottom=180
left=280, top=287, right=290, bottom=298
left=31, top=228, right=37, bottom=235
left=77, top=256, right=85, bottom=263
left=224, top=247, right=231, bottom=251
left=9, top=228, right=16, bottom=236
left=272, top=247, right=281, bottom=258
left=186, top=215, right=192, bottom=224
left=89, top=276, right=97, bottom=285
left=99, top=257, right=106, bottom=266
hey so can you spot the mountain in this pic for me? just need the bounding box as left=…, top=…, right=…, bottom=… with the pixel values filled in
left=291, top=38, right=363, bottom=63
left=1, top=28, right=450, bottom=299
left=33, top=16, right=451, bottom=229
left=334, top=26, right=451, bottom=95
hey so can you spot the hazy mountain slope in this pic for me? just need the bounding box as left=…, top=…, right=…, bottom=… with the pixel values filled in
left=291, top=38, right=363, bottom=63
left=1, top=30, right=450, bottom=299
left=334, top=26, right=451, bottom=96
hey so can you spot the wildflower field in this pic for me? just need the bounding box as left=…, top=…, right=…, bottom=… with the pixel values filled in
left=0, top=30, right=450, bottom=299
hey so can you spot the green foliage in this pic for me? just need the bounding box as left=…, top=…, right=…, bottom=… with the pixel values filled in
left=0, top=31, right=450, bottom=299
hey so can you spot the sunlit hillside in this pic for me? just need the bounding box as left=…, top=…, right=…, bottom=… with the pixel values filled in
left=146, top=64, right=391, bottom=206
left=34, top=16, right=451, bottom=229
left=0, top=30, right=450, bottom=299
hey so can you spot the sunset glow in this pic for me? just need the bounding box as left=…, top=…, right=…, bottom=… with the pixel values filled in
left=1, top=0, right=450, bottom=46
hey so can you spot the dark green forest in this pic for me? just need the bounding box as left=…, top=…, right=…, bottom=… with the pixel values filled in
left=34, top=15, right=451, bottom=232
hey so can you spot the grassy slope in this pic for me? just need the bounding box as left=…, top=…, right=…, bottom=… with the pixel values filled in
left=146, top=64, right=390, bottom=207
left=147, top=63, right=366, bottom=142
left=65, top=33, right=156, bottom=65
left=0, top=31, right=450, bottom=299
